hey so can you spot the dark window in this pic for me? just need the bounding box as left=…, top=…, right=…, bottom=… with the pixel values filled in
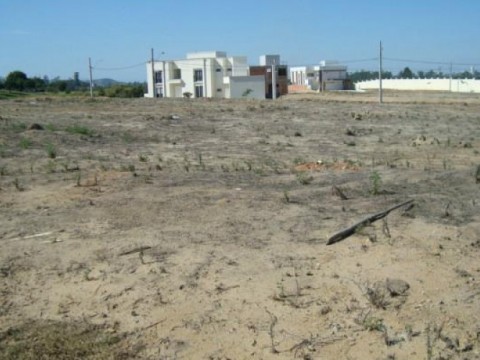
left=278, top=68, right=287, bottom=76
left=155, top=71, right=162, bottom=83
left=216, top=68, right=222, bottom=72
left=194, top=69, right=203, bottom=82
left=195, top=85, right=203, bottom=98
left=217, top=88, right=222, bottom=92
left=173, top=69, right=181, bottom=79
left=227, top=68, right=232, bottom=72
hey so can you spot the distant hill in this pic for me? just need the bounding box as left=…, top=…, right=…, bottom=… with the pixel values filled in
left=93, top=78, right=121, bottom=87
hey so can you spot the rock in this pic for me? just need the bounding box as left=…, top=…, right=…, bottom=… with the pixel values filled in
left=386, top=278, right=410, bottom=296
left=368, top=279, right=410, bottom=309
left=411, top=135, right=440, bottom=146
left=345, top=128, right=356, bottom=136
left=27, top=123, right=44, bottom=130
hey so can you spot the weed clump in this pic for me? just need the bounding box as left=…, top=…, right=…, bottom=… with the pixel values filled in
left=66, top=125, right=94, bottom=137
left=45, top=143, right=57, bottom=159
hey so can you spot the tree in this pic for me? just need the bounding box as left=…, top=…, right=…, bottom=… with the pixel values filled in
left=397, top=67, right=415, bottom=79
left=347, top=70, right=393, bottom=82
left=5, top=71, right=28, bottom=90
left=347, top=70, right=377, bottom=82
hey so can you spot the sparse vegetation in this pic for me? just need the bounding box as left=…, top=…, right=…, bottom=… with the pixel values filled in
left=296, top=171, right=313, bottom=185
left=138, top=153, right=149, bottom=162
left=0, top=320, right=130, bottom=359
left=369, top=170, right=382, bottom=195
left=66, top=124, right=94, bottom=136
left=45, top=143, right=57, bottom=158
left=1, top=93, right=479, bottom=359
left=19, top=137, right=31, bottom=149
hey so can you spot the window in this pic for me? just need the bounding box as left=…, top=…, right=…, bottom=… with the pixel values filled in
left=173, top=68, right=181, bottom=79
left=155, top=71, right=162, bottom=83
left=217, top=88, right=222, bottom=92
left=216, top=68, right=222, bottom=72
left=278, top=68, right=287, bottom=76
left=194, top=69, right=203, bottom=82
left=195, top=85, right=203, bottom=98
left=227, top=68, right=232, bottom=72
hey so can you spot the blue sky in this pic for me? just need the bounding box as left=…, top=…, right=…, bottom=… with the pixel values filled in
left=1, top=0, right=479, bottom=82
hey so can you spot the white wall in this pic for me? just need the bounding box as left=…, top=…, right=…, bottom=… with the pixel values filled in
left=229, top=57, right=249, bottom=76
left=355, top=79, right=480, bottom=93
left=260, top=55, right=280, bottom=66
left=227, top=76, right=265, bottom=99
left=187, top=51, right=226, bottom=59
left=324, top=80, right=344, bottom=91
left=322, top=69, right=347, bottom=80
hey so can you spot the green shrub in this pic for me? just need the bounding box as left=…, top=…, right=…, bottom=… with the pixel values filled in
left=296, top=171, right=313, bottom=185
left=19, top=138, right=32, bottom=149
left=45, top=143, right=57, bottom=158
left=104, top=84, right=144, bottom=98
left=66, top=125, right=94, bottom=136
left=369, top=171, right=382, bottom=195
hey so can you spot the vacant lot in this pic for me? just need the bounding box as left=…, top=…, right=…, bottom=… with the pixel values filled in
left=1, top=91, right=480, bottom=359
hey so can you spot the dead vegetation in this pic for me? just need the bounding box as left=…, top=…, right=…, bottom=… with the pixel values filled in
left=1, top=91, right=480, bottom=358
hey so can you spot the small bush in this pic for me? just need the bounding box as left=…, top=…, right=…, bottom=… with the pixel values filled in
left=45, top=143, right=57, bottom=159
left=138, top=154, right=149, bottom=162
left=9, top=122, right=27, bottom=133
left=104, top=84, right=144, bottom=98
left=19, top=138, right=32, bottom=149
left=45, top=123, right=57, bottom=132
left=66, top=125, right=94, bottom=136
left=296, top=171, right=313, bottom=185
left=363, top=316, right=385, bottom=332
left=293, top=157, right=306, bottom=165
left=369, top=171, right=382, bottom=195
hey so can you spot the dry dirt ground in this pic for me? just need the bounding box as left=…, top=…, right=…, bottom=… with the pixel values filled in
left=1, top=91, right=480, bottom=359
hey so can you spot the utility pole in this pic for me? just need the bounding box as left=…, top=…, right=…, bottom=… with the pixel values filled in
left=272, top=60, right=277, bottom=100
left=151, top=48, right=156, bottom=98
left=88, top=57, right=93, bottom=98
left=379, top=41, right=383, bottom=104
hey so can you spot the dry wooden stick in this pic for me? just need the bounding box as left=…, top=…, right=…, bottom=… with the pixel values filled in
left=326, top=199, right=414, bottom=245
left=119, top=246, right=152, bottom=256
left=265, top=309, right=279, bottom=353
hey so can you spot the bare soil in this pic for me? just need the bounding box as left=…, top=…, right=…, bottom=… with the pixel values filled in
left=1, top=91, right=480, bottom=359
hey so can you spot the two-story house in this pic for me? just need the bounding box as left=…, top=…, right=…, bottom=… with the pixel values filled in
left=145, top=51, right=265, bottom=99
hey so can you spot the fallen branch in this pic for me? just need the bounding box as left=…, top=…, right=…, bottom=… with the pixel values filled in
left=331, top=185, right=348, bottom=200
left=326, top=199, right=414, bottom=245
left=6, top=230, right=63, bottom=242
left=265, top=309, right=279, bottom=354
left=119, top=246, right=152, bottom=256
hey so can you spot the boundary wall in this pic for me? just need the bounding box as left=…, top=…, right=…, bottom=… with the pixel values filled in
left=355, top=79, right=480, bottom=93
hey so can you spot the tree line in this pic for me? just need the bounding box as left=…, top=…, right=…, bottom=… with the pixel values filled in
left=0, top=71, right=146, bottom=98
left=348, top=67, right=479, bottom=82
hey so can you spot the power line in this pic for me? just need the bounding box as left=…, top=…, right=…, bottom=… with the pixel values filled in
left=384, top=57, right=480, bottom=67
left=92, top=62, right=147, bottom=71
left=337, top=57, right=378, bottom=64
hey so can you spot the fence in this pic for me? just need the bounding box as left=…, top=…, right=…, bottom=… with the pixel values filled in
left=355, top=78, right=480, bottom=93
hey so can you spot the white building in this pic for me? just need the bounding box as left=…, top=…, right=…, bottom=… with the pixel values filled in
left=145, top=51, right=265, bottom=99
left=290, top=61, right=347, bottom=91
